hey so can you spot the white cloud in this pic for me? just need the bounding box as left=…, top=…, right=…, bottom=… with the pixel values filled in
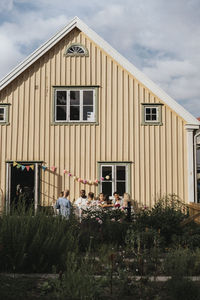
left=0, top=0, right=13, bottom=12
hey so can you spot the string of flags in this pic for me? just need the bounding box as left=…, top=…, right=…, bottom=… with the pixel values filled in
left=13, top=161, right=34, bottom=171
left=12, top=161, right=110, bottom=185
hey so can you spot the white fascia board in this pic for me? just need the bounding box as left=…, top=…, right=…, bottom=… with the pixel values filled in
left=0, top=16, right=199, bottom=126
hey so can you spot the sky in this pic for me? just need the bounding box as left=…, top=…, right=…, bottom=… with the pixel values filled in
left=0, top=0, right=199, bottom=117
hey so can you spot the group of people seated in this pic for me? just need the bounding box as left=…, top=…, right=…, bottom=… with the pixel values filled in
left=55, top=189, right=132, bottom=219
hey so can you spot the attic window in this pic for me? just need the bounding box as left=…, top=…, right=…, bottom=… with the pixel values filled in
left=141, top=103, right=163, bottom=125
left=65, top=44, right=89, bottom=56
left=0, top=104, right=9, bottom=124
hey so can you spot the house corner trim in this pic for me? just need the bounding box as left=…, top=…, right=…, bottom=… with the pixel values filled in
left=185, top=125, right=198, bottom=203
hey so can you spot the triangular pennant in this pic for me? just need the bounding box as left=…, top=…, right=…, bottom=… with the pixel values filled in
left=42, top=166, right=47, bottom=171
left=26, top=166, right=30, bottom=171
left=21, top=166, right=26, bottom=171
left=13, top=161, right=17, bottom=167
left=16, top=164, right=21, bottom=169
left=30, top=165, right=34, bottom=170
left=51, top=166, right=56, bottom=172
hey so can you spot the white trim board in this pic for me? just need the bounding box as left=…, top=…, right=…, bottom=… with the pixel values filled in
left=0, top=16, right=199, bottom=126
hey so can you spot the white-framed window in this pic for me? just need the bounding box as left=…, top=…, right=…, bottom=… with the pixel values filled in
left=0, top=107, right=6, bottom=122
left=99, top=163, right=130, bottom=197
left=141, top=103, right=163, bottom=125
left=0, top=105, right=9, bottom=124
left=65, top=44, right=89, bottom=57
left=144, top=106, right=158, bottom=122
left=54, top=88, right=96, bottom=123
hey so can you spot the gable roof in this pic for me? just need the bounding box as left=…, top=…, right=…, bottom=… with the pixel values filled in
left=0, top=16, right=199, bottom=126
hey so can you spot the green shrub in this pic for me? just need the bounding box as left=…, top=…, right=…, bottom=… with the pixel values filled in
left=163, top=248, right=195, bottom=277
left=52, top=252, right=103, bottom=300
left=79, top=208, right=130, bottom=251
left=165, top=278, right=200, bottom=300
left=134, top=195, right=187, bottom=247
left=163, top=248, right=200, bottom=277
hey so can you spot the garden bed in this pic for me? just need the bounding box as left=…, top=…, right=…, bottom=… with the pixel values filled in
left=1, top=195, right=200, bottom=299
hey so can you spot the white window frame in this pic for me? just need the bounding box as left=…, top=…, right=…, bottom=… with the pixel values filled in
left=0, top=107, right=6, bottom=122
left=144, top=106, right=159, bottom=123
left=141, top=103, right=163, bottom=126
left=100, top=164, right=129, bottom=197
left=54, top=88, right=96, bottom=123
left=0, top=105, right=9, bottom=124
left=65, top=43, right=89, bottom=57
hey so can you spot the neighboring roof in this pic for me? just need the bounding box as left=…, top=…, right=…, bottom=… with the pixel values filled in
left=0, top=16, right=199, bottom=126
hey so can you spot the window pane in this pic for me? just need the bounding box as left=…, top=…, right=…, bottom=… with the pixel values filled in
left=70, top=91, right=80, bottom=105
left=146, top=114, right=151, bottom=121
left=0, top=115, right=4, bottom=121
left=0, top=108, right=4, bottom=114
left=152, top=108, right=157, bottom=114
left=56, top=91, right=66, bottom=105
left=83, top=106, right=94, bottom=121
left=102, top=182, right=112, bottom=197
left=70, top=106, right=80, bottom=120
left=83, top=91, right=93, bottom=105
left=56, top=106, right=67, bottom=121
left=116, top=182, right=126, bottom=196
left=145, top=108, right=150, bottom=114
left=117, top=166, right=126, bottom=180
left=152, top=114, right=157, bottom=121
left=102, top=166, right=112, bottom=180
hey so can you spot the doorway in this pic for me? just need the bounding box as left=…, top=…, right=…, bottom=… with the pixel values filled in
left=6, top=162, right=40, bottom=213
left=11, top=164, right=35, bottom=210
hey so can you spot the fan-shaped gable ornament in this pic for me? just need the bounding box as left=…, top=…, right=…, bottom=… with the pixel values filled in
left=65, top=44, right=89, bottom=57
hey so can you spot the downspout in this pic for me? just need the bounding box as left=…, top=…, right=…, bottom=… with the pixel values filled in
left=185, top=125, right=199, bottom=203
left=194, top=130, right=200, bottom=202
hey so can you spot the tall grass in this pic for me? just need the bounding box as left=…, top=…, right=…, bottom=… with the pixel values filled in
left=0, top=204, right=79, bottom=273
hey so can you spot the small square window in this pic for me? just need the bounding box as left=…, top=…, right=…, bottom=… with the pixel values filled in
left=0, top=106, right=9, bottom=124
left=145, top=107, right=158, bottom=122
left=142, top=104, right=162, bottom=125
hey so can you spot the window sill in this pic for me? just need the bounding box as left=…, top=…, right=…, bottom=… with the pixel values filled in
left=0, top=122, right=10, bottom=126
left=51, top=121, right=99, bottom=126
left=141, top=122, right=163, bottom=126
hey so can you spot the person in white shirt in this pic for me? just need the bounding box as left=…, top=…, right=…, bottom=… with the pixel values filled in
left=75, top=190, right=88, bottom=220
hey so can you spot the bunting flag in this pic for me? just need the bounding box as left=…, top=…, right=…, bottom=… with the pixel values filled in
left=51, top=166, right=56, bottom=172
left=12, top=161, right=99, bottom=185
left=13, top=162, right=34, bottom=171
left=62, top=170, right=98, bottom=185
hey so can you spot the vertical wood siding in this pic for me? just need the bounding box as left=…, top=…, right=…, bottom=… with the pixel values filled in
left=0, top=28, right=188, bottom=208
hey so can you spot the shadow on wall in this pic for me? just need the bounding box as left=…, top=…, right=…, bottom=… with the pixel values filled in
left=39, top=168, right=62, bottom=206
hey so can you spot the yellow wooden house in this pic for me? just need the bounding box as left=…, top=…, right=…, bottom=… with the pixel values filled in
left=0, top=17, right=199, bottom=211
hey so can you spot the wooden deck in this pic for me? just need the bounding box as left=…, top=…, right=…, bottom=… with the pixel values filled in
left=181, top=203, right=200, bottom=226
